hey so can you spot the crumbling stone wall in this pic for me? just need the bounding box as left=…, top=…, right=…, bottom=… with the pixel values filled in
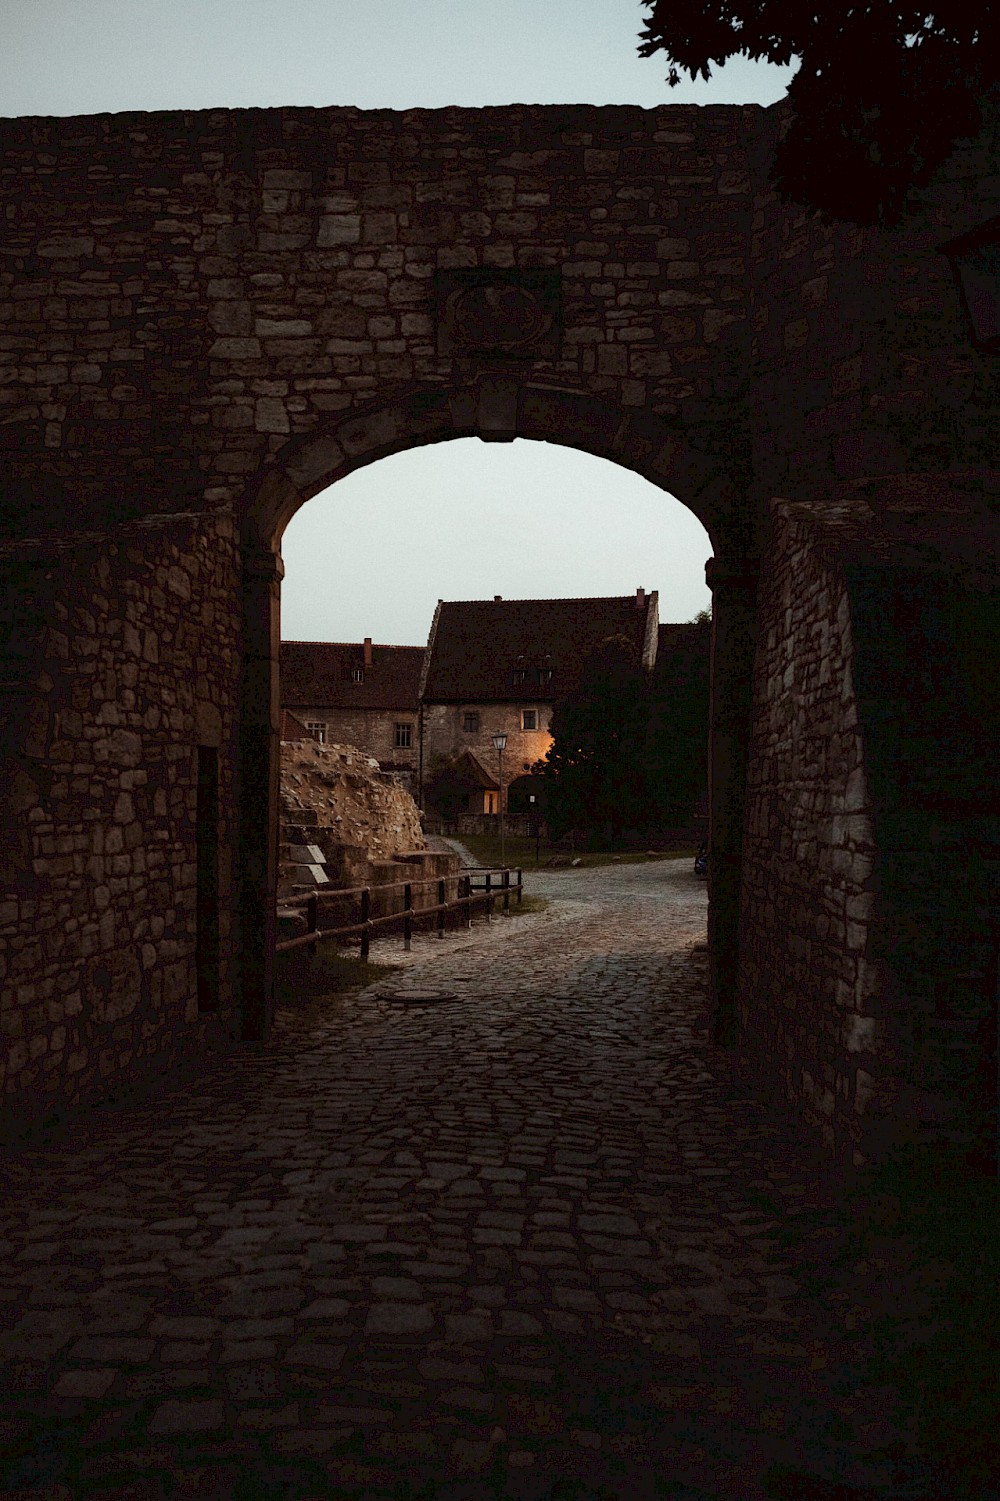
left=0, top=513, right=240, bottom=1143
left=280, top=737, right=425, bottom=860
left=283, top=705, right=419, bottom=786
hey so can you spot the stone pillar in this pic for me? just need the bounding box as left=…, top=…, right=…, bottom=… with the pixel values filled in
left=705, top=556, right=759, bottom=1047
left=239, top=546, right=284, bottom=1043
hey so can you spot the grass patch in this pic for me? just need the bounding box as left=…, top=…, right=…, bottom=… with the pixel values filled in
left=460, top=833, right=694, bottom=870
left=274, top=943, right=398, bottom=1008
left=833, top=1143, right=1000, bottom=1492
left=507, top=893, right=549, bottom=916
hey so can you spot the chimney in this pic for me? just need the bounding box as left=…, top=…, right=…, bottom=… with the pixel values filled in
left=494, top=595, right=502, bottom=602
left=363, top=636, right=372, bottom=667
left=636, top=586, right=645, bottom=611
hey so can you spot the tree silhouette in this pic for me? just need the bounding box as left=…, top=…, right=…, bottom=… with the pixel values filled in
left=638, top=2, right=996, bottom=224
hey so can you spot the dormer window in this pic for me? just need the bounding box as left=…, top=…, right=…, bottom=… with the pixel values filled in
left=511, top=668, right=527, bottom=688
left=351, top=666, right=364, bottom=684
left=537, top=667, right=553, bottom=688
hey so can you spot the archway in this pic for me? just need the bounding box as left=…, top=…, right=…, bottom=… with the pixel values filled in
left=239, top=378, right=758, bottom=1044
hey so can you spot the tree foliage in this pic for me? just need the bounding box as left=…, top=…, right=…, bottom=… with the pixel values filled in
left=539, top=635, right=650, bottom=842
left=537, top=618, right=710, bottom=842
left=638, top=2, right=996, bottom=223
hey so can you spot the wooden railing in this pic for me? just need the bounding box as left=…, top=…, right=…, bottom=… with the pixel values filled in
left=275, top=868, right=523, bottom=957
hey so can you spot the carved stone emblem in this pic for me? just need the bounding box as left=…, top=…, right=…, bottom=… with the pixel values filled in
left=435, top=270, right=561, bottom=358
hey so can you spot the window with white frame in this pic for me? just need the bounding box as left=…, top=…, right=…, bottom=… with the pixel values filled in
left=394, top=722, right=412, bottom=749
left=522, top=709, right=537, bottom=731
left=305, top=722, right=327, bottom=744
left=351, top=666, right=364, bottom=683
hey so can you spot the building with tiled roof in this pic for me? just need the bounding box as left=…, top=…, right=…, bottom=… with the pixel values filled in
left=421, top=589, right=659, bottom=813
left=279, top=639, right=425, bottom=789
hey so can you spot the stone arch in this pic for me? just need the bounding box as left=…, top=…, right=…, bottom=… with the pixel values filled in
left=241, top=378, right=740, bottom=555
left=238, top=377, right=756, bottom=1042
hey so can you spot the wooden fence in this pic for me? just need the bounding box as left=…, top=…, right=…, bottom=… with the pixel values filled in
left=275, top=868, right=523, bottom=958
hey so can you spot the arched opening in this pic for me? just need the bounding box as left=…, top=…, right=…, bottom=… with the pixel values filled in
left=239, top=380, right=758, bottom=1045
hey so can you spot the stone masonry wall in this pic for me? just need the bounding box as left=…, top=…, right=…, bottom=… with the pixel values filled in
left=0, top=103, right=756, bottom=541
left=0, top=513, right=240, bottom=1142
left=740, top=96, right=1000, bottom=1166
left=747, top=95, right=1000, bottom=553
left=423, top=702, right=553, bottom=806
left=738, top=504, right=882, bottom=1165
left=284, top=704, right=419, bottom=781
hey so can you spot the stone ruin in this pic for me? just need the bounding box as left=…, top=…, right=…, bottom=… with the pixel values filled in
left=277, top=737, right=458, bottom=941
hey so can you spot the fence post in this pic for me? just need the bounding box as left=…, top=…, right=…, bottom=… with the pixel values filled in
left=485, top=870, right=492, bottom=923
left=360, top=887, right=370, bottom=961
left=404, top=882, right=412, bottom=952
left=437, top=878, right=445, bottom=939
left=464, top=874, right=472, bottom=928
left=517, top=867, right=522, bottom=905
left=502, top=867, right=510, bottom=913
left=307, top=893, right=318, bottom=956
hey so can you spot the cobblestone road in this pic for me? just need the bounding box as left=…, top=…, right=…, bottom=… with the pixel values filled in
left=1, top=860, right=926, bottom=1500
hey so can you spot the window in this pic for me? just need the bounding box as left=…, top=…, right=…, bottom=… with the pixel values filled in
left=305, top=721, right=327, bottom=744
left=351, top=666, right=364, bottom=684
left=462, top=711, right=480, bottom=734
left=522, top=709, right=537, bottom=731
left=538, top=667, right=553, bottom=688
left=394, top=722, right=412, bottom=749
left=511, top=668, right=527, bottom=687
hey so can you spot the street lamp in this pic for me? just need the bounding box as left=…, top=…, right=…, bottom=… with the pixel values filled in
left=491, top=732, right=507, bottom=867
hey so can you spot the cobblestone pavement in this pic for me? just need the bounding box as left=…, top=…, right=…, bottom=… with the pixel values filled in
left=1, top=860, right=928, bottom=1500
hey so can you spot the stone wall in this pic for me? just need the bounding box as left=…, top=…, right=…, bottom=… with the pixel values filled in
left=0, top=513, right=240, bottom=1143
left=0, top=96, right=996, bottom=1164
left=422, top=702, right=553, bottom=806
left=284, top=703, right=419, bottom=784
left=737, top=504, right=882, bottom=1164
left=280, top=737, right=425, bottom=861
left=738, top=93, right=1000, bottom=1167
left=746, top=95, right=999, bottom=572
left=0, top=102, right=755, bottom=540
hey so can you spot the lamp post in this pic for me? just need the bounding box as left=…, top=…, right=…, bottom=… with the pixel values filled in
left=491, top=732, right=507, bottom=867
left=529, top=793, right=540, bottom=866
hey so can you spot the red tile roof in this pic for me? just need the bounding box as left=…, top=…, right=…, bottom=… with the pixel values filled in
left=281, top=641, right=424, bottom=711
left=422, top=595, right=656, bottom=703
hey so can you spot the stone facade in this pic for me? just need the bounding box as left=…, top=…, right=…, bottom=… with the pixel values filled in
left=280, top=640, right=424, bottom=789
left=0, top=96, right=997, bottom=1165
left=422, top=701, right=553, bottom=811
left=286, top=702, right=419, bottom=785
left=419, top=591, right=660, bottom=812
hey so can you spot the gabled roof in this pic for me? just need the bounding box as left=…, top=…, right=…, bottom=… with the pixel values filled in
left=422, top=593, right=658, bottom=703
left=281, top=641, right=424, bottom=711
left=456, top=749, right=499, bottom=790
left=280, top=708, right=316, bottom=741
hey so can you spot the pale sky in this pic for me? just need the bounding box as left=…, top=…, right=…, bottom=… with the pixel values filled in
left=5, top=0, right=795, bottom=644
